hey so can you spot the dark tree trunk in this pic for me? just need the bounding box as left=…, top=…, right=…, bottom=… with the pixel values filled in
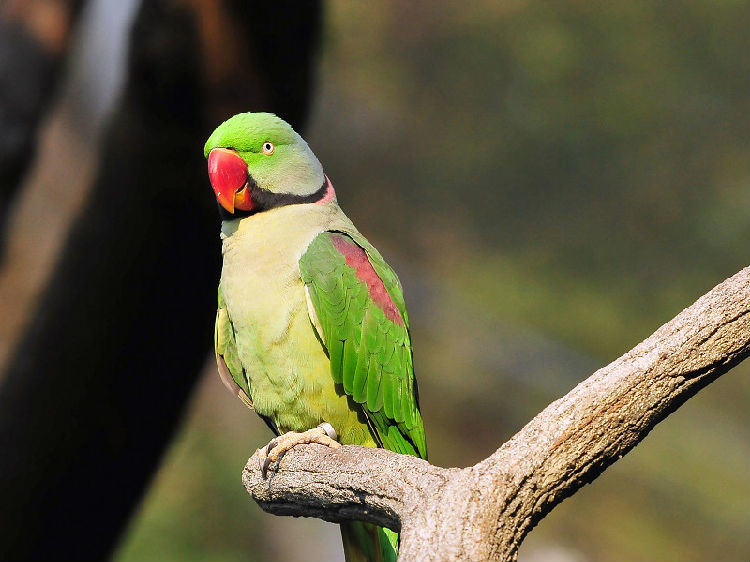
left=0, top=1, right=321, bottom=560
left=0, top=0, right=85, bottom=257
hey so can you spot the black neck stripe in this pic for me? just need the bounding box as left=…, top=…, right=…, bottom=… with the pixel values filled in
left=218, top=176, right=329, bottom=221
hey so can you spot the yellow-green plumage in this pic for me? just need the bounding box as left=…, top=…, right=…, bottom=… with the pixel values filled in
left=208, top=112, right=425, bottom=562
left=219, top=203, right=377, bottom=445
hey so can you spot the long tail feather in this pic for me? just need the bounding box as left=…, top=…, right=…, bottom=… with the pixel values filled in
left=340, top=521, right=397, bottom=562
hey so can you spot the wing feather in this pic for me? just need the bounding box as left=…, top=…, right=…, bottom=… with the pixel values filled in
left=299, top=231, right=426, bottom=459
left=215, top=285, right=253, bottom=408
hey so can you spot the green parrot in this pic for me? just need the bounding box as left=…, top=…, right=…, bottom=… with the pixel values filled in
left=204, top=112, right=427, bottom=562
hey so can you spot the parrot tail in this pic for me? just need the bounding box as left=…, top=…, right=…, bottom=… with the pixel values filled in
left=340, top=521, right=398, bottom=562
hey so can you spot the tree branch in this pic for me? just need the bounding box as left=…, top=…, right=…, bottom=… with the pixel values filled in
left=243, top=266, right=750, bottom=561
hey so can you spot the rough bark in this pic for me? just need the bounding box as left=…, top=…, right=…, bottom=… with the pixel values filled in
left=244, top=266, right=750, bottom=561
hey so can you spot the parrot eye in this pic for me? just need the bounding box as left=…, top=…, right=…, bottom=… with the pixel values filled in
left=262, top=142, right=275, bottom=155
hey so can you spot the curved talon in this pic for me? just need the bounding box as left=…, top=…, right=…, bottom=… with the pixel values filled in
left=265, top=438, right=278, bottom=456
left=318, top=422, right=337, bottom=441
left=256, top=424, right=341, bottom=480
left=262, top=454, right=275, bottom=478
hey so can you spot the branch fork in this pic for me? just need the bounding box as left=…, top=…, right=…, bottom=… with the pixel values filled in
left=243, top=266, right=750, bottom=561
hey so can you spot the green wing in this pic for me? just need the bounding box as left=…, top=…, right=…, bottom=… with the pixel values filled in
left=299, top=231, right=427, bottom=459
left=215, top=285, right=253, bottom=409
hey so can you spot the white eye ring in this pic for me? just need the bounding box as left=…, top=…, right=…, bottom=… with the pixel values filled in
left=262, top=142, right=275, bottom=155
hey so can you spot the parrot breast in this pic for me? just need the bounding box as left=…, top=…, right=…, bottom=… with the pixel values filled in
left=218, top=202, right=376, bottom=446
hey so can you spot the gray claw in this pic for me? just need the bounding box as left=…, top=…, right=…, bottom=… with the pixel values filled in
left=262, top=455, right=274, bottom=479
left=265, top=438, right=278, bottom=456
left=318, top=422, right=338, bottom=441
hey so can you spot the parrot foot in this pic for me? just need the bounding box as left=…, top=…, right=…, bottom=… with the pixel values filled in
left=258, top=423, right=340, bottom=478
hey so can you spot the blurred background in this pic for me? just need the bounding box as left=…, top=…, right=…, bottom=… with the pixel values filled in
left=0, top=1, right=748, bottom=561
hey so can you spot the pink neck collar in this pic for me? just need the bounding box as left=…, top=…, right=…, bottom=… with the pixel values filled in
left=316, top=175, right=336, bottom=205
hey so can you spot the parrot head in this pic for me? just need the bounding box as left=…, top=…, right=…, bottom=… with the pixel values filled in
left=204, top=112, right=328, bottom=216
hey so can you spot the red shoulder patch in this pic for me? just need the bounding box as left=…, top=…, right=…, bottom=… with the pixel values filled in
left=330, top=234, right=403, bottom=326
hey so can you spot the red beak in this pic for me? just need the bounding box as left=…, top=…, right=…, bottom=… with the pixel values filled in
left=208, top=148, right=251, bottom=214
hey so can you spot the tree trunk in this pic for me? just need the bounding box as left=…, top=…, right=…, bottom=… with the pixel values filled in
left=0, top=2, right=321, bottom=559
